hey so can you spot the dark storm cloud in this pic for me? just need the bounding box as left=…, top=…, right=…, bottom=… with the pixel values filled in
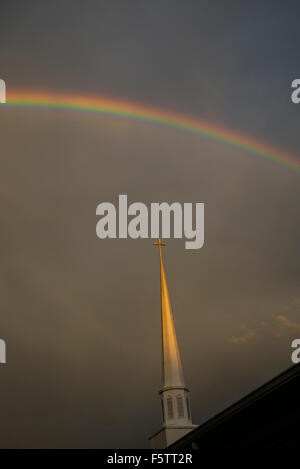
left=0, top=0, right=299, bottom=448
left=1, top=1, right=300, bottom=146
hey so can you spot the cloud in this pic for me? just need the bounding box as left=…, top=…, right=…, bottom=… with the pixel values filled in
left=275, top=315, right=300, bottom=333
left=229, top=325, right=256, bottom=344
left=230, top=299, right=300, bottom=344
left=230, top=331, right=256, bottom=344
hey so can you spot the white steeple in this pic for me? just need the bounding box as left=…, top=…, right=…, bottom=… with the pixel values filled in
left=149, top=239, right=197, bottom=449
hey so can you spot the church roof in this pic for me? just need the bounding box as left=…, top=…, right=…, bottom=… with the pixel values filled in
left=169, top=364, right=300, bottom=448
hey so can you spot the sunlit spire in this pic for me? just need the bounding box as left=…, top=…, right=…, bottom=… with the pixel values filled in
left=149, top=240, right=197, bottom=448
left=154, top=239, right=185, bottom=388
left=150, top=239, right=197, bottom=449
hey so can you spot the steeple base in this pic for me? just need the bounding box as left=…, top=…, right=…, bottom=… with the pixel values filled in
left=149, top=425, right=198, bottom=449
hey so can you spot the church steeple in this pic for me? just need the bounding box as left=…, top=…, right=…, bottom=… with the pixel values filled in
left=154, top=238, right=185, bottom=389
left=149, top=240, right=197, bottom=448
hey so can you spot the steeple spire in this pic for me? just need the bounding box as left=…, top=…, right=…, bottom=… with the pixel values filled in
left=150, top=240, right=197, bottom=448
left=154, top=239, right=185, bottom=388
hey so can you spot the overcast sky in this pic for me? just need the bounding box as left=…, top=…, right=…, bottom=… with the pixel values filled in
left=0, top=1, right=299, bottom=448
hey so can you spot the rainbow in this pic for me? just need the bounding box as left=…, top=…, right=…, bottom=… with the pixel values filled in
left=2, top=89, right=300, bottom=173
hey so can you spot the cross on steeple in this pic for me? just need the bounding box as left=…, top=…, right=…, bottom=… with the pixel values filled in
left=153, top=238, right=166, bottom=248
left=153, top=238, right=166, bottom=257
